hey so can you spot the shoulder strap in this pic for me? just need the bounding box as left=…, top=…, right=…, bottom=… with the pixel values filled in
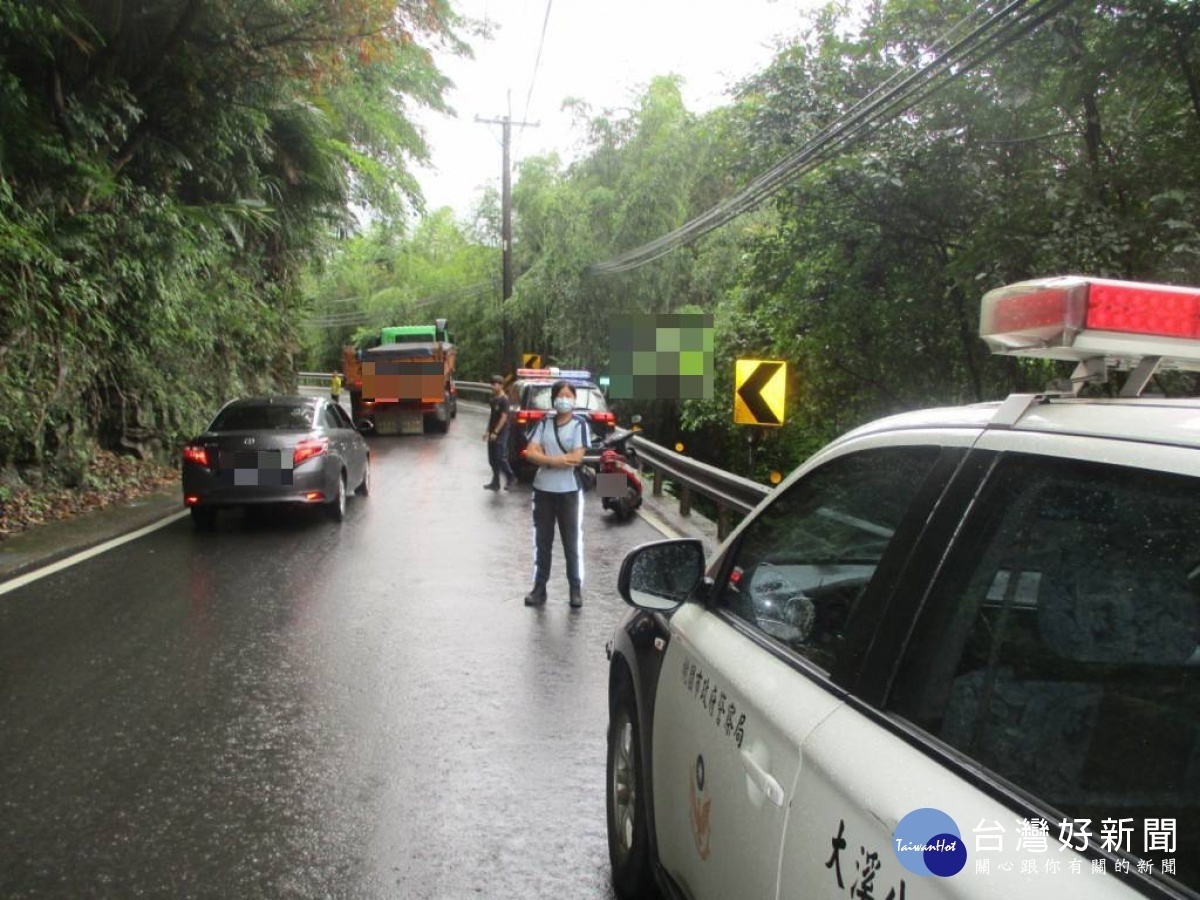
left=551, top=417, right=568, bottom=454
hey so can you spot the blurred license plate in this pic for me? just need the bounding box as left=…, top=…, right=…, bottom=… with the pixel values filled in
left=220, top=450, right=282, bottom=469
left=217, top=450, right=292, bottom=486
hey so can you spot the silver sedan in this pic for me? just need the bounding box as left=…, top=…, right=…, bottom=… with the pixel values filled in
left=181, top=396, right=371, bottom=528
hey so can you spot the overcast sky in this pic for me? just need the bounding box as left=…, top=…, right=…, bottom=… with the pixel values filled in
left=412, top=0, right=823, bottom=217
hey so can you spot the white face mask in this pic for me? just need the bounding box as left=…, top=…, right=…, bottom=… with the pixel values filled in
left=553, top=397, right=574, bottom=414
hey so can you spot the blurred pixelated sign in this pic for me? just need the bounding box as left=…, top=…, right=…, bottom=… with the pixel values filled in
left=608, top=313, right=714, bottom=400
left=734, top=360, right=786, bottom=426
left=523, top=352, right=543, bottom=369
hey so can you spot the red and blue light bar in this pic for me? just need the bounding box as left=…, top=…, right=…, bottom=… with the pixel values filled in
left=516, top=367, right=592, bottom=380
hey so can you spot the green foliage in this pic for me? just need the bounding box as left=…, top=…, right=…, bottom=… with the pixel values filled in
left=300, top=213, right=500, bottom=377
left=683, top=0, right=1200, bottom=475
left=508, top=76, right=736, bottom=381
left=0, top=0, right=463, bottom=477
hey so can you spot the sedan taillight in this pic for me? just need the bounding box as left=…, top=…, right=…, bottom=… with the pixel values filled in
left=293, top=436, right=329, bottom=468
left=183, top=445, right=211, bottom=467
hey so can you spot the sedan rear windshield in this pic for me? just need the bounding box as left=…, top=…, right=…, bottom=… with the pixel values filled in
left=209, top=404, right=315, bottom=431
left=525, top=384, right=608, bottom=413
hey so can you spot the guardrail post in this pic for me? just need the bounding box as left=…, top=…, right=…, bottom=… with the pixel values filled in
left=652, top=468, right=664, bottom=497
left=680, top=485, right=692, bottom=517
left=718, top=507, right=731, bottom=541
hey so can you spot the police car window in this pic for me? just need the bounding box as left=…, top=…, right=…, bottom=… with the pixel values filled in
left=332, top=404, right=354, bottom=429
left=527, top=384, right=606, bottom=412
left=716, top=446, right=939, bottom=672
left=888, top=455, right=1200, bottom=892
left=527, top=385, right=553, bottom=411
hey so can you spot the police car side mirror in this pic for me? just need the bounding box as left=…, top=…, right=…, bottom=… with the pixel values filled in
left=618, top=539, right=705, bottom=612
left=356, top=419, right=375, bottom=435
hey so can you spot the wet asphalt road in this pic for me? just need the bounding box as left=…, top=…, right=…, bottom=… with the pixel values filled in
left=0, top=404, right=670, bottom=899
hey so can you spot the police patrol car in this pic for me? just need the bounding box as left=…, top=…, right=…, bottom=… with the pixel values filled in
left=605, top=277, right=1200, bottom=900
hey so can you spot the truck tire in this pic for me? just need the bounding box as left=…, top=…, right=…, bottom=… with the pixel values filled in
left=426, top=394, right=450, bottom=433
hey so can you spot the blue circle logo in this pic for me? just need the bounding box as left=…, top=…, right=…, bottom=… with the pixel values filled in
left=892, top=808, right=967, bottom=877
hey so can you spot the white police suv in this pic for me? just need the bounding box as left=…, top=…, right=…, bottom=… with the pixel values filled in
left=606, top=277, right=1200, bottom=900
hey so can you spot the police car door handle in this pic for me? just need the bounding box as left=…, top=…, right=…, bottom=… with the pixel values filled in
left=740, top=750, right=785, bottom=807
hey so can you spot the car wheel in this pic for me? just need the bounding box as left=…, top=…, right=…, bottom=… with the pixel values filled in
left=327, top=471, right=347, bottom=522
left=607, top=669, right=655, bottom=898
left=190, top=506, right=216, bottom=530
left=355, top=457, right=371, bottom=496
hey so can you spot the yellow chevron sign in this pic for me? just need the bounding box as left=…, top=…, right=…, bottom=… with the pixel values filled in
left=734, top=360, right=786, bottom=426
left=522, top=352, right=543, bottom=369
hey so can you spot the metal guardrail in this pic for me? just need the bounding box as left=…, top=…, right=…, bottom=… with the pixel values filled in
left=455, top=381, right=491, bottom=398
left=630, top=435, right=772, bottom=541
left=300, top=372, right=492, bottom=396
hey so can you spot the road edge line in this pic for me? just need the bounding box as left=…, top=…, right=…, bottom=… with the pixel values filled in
left=0, top=510, right=190, bottom=597
left=635, top=506, right=682, bottom=540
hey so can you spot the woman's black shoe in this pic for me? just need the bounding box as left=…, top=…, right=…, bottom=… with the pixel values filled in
left=569, top=587, right=583, bottom=608
left=483, top=481, right=500, bottom=490
left=524, top=585, right=547, bottom=606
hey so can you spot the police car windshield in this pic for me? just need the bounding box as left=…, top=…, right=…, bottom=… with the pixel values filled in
left=527, top=384, right=608, bottom=412
left=209, top=404, right=316, bottom=431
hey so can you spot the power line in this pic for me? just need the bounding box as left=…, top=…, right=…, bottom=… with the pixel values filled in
left=522, top=0, right=554, bottom=126
left=303, top=280, right=499, bottom=327
left=588, top=0, right=1073, bottom=276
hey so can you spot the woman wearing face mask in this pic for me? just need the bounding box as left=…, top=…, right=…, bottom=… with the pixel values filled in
left=522, top=380, right=591, bottom=608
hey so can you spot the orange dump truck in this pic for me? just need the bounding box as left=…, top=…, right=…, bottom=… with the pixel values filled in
left=343, top=321, right=458, bottom=435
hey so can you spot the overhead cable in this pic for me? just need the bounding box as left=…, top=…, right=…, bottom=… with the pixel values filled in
left=303, top=280, right=499, bottom=328
left=588, top=0, right=1073, bottom=275
left=522, top=0, right=555, bottom=129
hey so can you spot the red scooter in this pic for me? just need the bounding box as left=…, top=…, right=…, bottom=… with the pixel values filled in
left=591, top=422, right=643, bottom=521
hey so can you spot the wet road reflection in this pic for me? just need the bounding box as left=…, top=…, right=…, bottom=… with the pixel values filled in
left=0, top=404, right=668, bottom=898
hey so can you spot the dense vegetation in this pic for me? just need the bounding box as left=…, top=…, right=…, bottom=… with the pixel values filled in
left=0, top=0, right=464, bottom=489
left=5, top=0, right=1200, bottom=497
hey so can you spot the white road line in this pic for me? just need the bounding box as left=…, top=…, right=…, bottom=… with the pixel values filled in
left=0, top=510, right=190, bottom=597
left=636, top=505, right=682, bottom=540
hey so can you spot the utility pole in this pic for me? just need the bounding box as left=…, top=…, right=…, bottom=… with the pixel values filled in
left=476, top=93, right=538, bottom=372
